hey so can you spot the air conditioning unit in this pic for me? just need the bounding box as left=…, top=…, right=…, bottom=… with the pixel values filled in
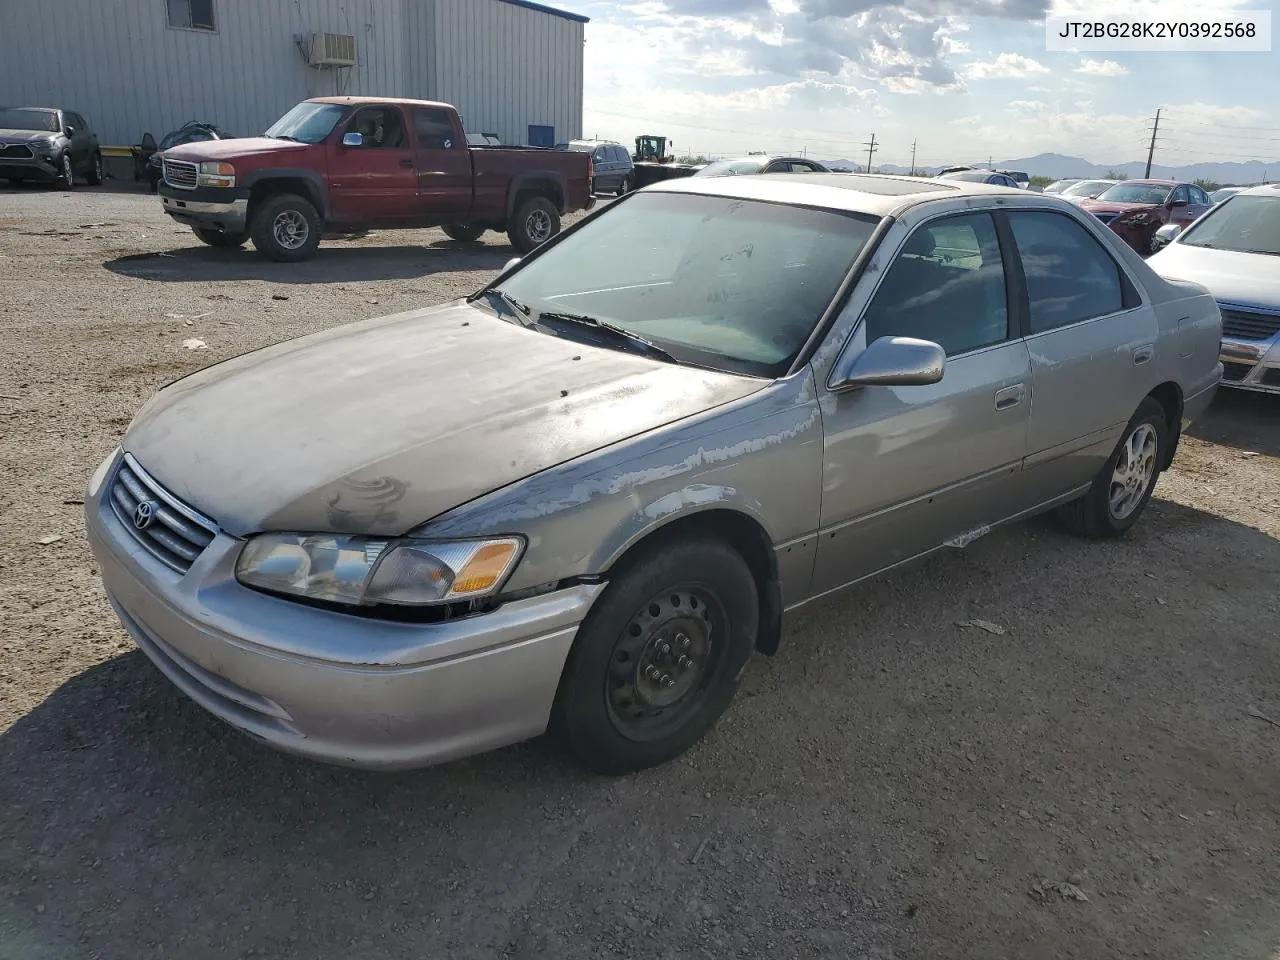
left=307, top=32, right=356, bottom=67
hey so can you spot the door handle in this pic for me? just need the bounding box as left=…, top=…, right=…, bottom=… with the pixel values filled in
left=1132, top=344, right=1154, bottom=365
left=399, top=158, right=414, bottom=168
left=994, top=383, right=1025, bottom=410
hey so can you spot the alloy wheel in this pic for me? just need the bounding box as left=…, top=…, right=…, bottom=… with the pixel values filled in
left=1108, top=422, right=1158, bottom=520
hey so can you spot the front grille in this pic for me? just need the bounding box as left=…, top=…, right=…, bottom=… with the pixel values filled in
left=109, top=454, right=217, bottom=573
left=0, top=144, right=34, bottom=160
left=1220, top=307, right=1280, bottom=341
left=1221, top=362, right=1252, bottom=382
left=162, top=158, right=198, bottom=190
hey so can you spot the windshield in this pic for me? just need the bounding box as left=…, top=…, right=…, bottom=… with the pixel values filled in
left=1178, top=194, right=1280, bottom=255
left=695, top=159, right=768, bottom=178
left=265, top=102, right=345, bottom=144
left=942, top=171, right=992, bottom=182
left=0, top=108, right=59, bottom=133
left=1061, top=180, right=1114, bottom=197
left=1097, top=183, right=1172, bottom=205
left=159, top=127, right=216, bottom=149
left=489, top=192, right=880, bottom=377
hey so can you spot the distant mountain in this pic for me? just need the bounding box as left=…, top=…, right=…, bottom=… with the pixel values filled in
left=820, top=151, right=1279, bottom=184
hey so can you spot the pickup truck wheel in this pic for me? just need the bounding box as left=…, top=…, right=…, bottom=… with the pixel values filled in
left=553, top=539, right=758, bottom=775
left=507, top=196, right=560, bottom=254
left=250, top=193, right=322, bottom=262
left=442, top=224, right=485, bottom=242
left=193, top=227, right=248, bottom=249
left=1057, top=398, right=1167, bottom=539
left=86, top=152, right=104, bottom=186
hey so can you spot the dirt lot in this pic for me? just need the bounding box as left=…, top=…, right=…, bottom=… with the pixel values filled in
left=1, top=184, right=1278, bottom=960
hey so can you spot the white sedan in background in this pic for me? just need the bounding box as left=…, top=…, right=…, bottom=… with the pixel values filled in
left=1148, top=184, right=1280, bottom=393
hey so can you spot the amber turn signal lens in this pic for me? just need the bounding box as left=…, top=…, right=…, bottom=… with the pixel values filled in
left=451, top=541, right=520, bottom=596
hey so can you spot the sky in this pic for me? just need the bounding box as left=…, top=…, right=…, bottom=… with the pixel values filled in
left=569, top=0, right=1280, bottom=167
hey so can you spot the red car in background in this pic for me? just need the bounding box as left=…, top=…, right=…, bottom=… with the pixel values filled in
left=1077, top=179, right=1213, bottom=254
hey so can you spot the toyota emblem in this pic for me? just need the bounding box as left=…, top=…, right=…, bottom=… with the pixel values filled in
left=133, top=500, right=157, bottom=530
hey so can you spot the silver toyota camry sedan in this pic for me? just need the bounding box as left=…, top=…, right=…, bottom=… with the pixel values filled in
left=85, top=173, right=1223, bottom=775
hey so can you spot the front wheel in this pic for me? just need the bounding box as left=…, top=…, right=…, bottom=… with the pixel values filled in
left=55, top=153, right=74, bottom=190
left=1056, top=397, right=1168, bottom=539
left=553, top=539, right=759, bottom=775
left=441, top=223, right=485, bottom=242
left=193, top=227, right=248, bottom=249
left=250, top=193, right=322, bottom=262
left=506, top=195, right=560, bottom=254
left=86, top=152, right=104, bottom=186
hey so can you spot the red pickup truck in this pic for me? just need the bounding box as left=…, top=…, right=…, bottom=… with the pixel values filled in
left=157, top=97, right=596, bottom=262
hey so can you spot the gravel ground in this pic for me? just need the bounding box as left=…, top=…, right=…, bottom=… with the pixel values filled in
left=1, top=184, right=1278, bottom=960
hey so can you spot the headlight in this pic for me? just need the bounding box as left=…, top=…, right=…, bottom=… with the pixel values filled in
left=235, top=534, right=524, bottom=607
left=33, top=138, right=58, bottom=156
left=196, top=161, right=235, bottom=188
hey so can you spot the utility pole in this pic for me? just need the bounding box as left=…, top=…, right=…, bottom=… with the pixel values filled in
left=987, top=155, right=993, bottom=169
left=863, top=132, right=878, bottom=173
left=909, top=139, right=917, bottom=177
left=1144, top=108, right=1162, bottom=178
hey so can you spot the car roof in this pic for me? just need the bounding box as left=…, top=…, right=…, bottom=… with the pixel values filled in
left=649, top=171, right=1046, bottom=217
left=308, top=96, right=454, bottom=110
left=1119, top=179, right=1178, bottom=187
left=1236, top=182, right=1280, bottom=197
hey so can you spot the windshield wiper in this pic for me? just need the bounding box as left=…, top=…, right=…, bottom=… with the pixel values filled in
left=272, top=134, right=301, bottom=142
left=1242, top=249, right=1280, bottom=257
left=537, top=311, right=678, bottom=364
left=482, top=288, right=535, bottom=326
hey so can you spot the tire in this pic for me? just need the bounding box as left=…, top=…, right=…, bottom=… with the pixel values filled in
left=86, top=151, right=104, bottom=186
left=55, top=153, right=74, bottom=190
left=617, top=175, right=633, bottom=196
left=553, top=538, right=759, bottom=775
left=1057, top=397, right=1168, bottom=539
left=249, top=192, right=322, bottom=262
left=442, top=223, right=485, bottom=242
left=193, top=227, right=248, bottom=249
left=506, top=195, right=560, bottom=254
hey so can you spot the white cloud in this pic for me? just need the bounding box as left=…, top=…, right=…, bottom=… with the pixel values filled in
left=1074, top=57, right=1128, bottom=77
left=965, top=53, right=1050, bottom=78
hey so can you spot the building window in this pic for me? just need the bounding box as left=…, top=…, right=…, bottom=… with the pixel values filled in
left=168, top=0, right=215, bottom=31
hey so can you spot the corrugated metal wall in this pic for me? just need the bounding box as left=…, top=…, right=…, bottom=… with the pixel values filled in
left=0, top=0, right=406, bottom=145
left=0, top=0, right=583, bottom=148
left=428, top=0, right=584, bottom=146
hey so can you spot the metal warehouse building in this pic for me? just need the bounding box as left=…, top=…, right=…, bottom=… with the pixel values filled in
left=0, top=0, right=587, bottom=150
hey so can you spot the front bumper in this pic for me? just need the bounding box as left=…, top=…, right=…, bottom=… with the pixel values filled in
left=1221, top=334, right=1280, bottom=394
left=0, top=156, right=59, bottom=181
left=159, top=184, right=250, bottom=233
left=84, top=450, right=603, bottom=770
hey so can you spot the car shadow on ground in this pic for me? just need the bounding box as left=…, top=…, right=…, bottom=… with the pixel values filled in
left=102, top=243, right=515, bottom=285
left=1188, top=389, right=1280, bottom=457
left=2, top=501, right=1278, bottom=958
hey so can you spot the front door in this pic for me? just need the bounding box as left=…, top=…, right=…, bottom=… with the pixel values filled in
left=411, top=106, right=472, bottom=224
left=812, top=212, right=1033, bottom=596
left=327, top=105, right=418, bottom=225
left=1169, top=183, right=1213, bottom=228
left=1005, top=209, right=1160, bottom=506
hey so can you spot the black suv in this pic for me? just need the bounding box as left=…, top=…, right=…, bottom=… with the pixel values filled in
left=0, top=107, right=103, bottom=188
left=566, top=139, right=635, bottom=195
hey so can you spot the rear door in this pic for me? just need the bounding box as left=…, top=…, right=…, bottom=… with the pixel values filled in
left=1005, top=209, right=1157, bottom=507
left=411, top=105, right=472, bottom=223
left=327, top=104, right=418, bottom=224
left=811, top=211, right=1033, bottom=594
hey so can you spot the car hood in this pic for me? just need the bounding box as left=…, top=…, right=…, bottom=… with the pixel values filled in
left=1147, top=242, right=1280, bottom=307
left=1077, top=200, right=1158, bottom=216
left=123, top=301, right=766, bottom=537
left=163, top=137, right=310, bottom=162
left=0, top=129, right=58, bottom=142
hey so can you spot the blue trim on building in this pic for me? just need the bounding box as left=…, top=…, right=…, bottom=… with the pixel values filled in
left=496, top=0, right=589, bottom=24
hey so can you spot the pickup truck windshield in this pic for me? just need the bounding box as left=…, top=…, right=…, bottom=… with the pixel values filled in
left=493, top=192, right=880, bottom=378
left=1179, top=194, right=1280, bottom=255
left=265, top=102, right=345, bottom=144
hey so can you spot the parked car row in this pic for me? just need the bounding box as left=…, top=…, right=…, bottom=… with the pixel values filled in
left=86, top=170, right=1225, bottom=775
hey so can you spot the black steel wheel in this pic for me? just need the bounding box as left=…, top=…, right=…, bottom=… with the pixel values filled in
left=442, top=223, right=485, bottom=242
left=554, top=538, right=759, bottom=775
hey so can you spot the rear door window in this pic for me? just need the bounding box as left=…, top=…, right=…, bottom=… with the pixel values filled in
left=1007, top=211, right=1127, bottom=334
left=412, top=107, right=457, bottom=149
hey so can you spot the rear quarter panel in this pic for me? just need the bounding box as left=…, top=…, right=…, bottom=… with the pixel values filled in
left=468, top=148, right=592, bottom=222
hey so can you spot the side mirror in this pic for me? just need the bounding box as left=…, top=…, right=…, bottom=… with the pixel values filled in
left=1169, top=198, right=1188, bottom=207
left=1151, top=223, right=1182, bottom=250
left=829, top=336, right=946, bottom=391
left=342, top=131, right=364, bottom=147
left=503, top=257, right=521, bottom=272
left=65, top=126, right=76, bottom=137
